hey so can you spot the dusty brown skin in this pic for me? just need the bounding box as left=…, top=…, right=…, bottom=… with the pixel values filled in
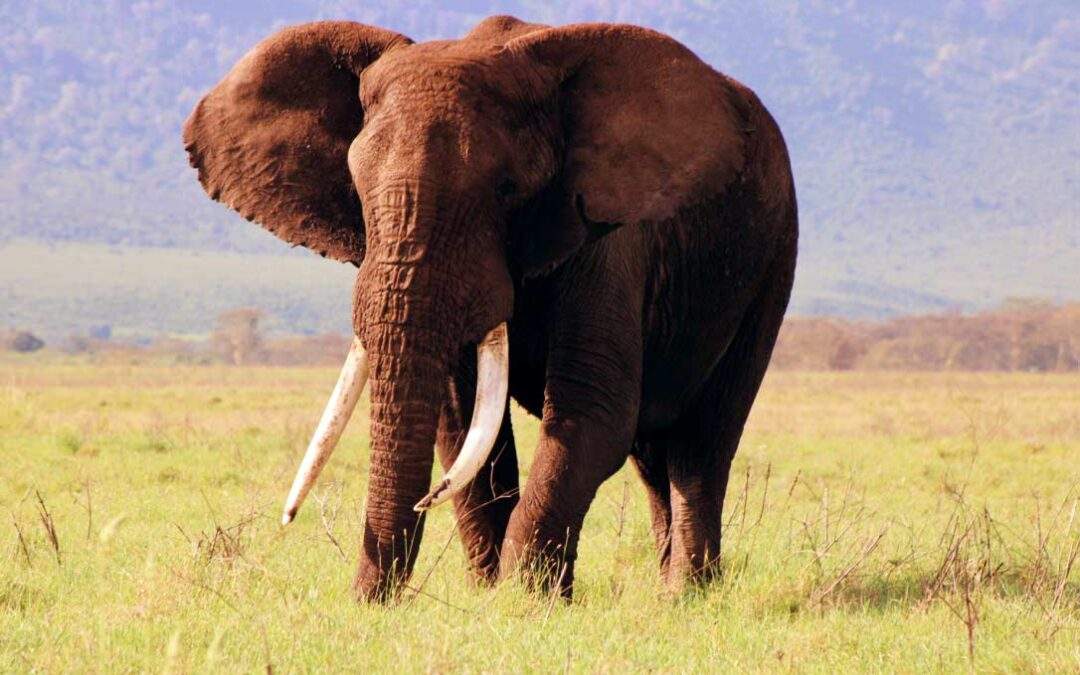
left=184, top=15, right=798, bottom=601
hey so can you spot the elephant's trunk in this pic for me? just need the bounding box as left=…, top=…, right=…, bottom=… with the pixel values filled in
left=329, top=178, right=513, bottom=600
left=353, top=289, right=449, bottom=600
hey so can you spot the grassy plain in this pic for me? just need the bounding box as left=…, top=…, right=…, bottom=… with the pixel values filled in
left=1, top=356, right=1078, bottom=672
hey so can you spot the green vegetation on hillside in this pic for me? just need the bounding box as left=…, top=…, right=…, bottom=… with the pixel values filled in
left=3, top=2, right=1078, bottom=314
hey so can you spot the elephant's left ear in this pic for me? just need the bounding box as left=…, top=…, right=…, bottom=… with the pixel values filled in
left=183, top=22, right=412, bottom=265
left=507, top=24, right=748, bottom=253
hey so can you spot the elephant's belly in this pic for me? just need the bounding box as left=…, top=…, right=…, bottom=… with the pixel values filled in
left=506, top=312, right=549, bottom=420
left=637, top=316, right=742, bottom=431
left=505, top=202, right=774, bottom=432
left=507, top=281, right=749, bottom=432
left=636, top=215, right=773, bottom=431
left=508, top=310, right=743, bottom=432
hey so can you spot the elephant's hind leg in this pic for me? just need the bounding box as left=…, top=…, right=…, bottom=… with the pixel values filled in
left=629, top=441, right=672, bottom=576
left=638, top=420, right=723, bottom=590
left=664, top=247, right=795, bottom=591
left=437, top=368, right=520, bottom=584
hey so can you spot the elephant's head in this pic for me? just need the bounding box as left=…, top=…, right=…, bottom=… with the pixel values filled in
left=184, top=17, right=745, bottom=600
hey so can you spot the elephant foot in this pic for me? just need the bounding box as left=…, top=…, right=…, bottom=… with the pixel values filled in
left=662, top=548, right=722, bottom=596
left=499, top=515, right=578, bottom=598
left=353, top=555, right=414, bottom=603
left=662, top=477, right=723, bottom=594
left=499, top=542, right=574, bottom=599
left=352, top=525, right=424, bottom=603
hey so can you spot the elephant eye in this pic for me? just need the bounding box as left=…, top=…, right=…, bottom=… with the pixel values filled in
left=496, top=177, right=517, bottom=199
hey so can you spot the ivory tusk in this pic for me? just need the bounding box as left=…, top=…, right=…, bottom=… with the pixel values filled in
left=281, top=337, right=369, bottom=525
left=414, top=323, right=509, bottom=511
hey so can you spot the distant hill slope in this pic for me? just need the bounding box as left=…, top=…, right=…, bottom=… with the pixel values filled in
left=0, top=241, right=963, bottom=340
left=0, top=242, right=355, bottom=340
left=1, top=1, right=1077, bottom=328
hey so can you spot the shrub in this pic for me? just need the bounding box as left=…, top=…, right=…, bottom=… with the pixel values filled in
left=1, top=330, right=45, bottom=353
left=773, top=301, right=1078, bottom=372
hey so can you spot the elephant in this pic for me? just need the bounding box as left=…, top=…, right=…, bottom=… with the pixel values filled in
left=184, top=15, right=797, bottom=602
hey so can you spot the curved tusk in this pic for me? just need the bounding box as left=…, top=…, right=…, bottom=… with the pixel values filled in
left=281, top=337, right=369, bottom=525
left=414, top=323, right=509, bottom=511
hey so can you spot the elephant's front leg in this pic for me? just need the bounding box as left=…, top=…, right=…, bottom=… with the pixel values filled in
left=499, top=314, right=641, bottom=597
left=436, top=367, right=519, bottom=584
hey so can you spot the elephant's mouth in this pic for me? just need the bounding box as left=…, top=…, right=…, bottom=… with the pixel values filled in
left=280, top=322, right=509, bottom=525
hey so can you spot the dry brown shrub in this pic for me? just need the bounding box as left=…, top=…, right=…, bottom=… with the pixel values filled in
left=770, top=318, right=868, bottom=370
left=261, top=333, right=350, bottom=366
left=774, top=301, right=1079, bottom=372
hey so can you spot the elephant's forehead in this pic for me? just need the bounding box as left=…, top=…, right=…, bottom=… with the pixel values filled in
left=361, top=41, right=521, bottom=105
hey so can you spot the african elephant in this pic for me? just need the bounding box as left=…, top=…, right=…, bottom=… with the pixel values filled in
left=184, top=15, right=797, bottom=601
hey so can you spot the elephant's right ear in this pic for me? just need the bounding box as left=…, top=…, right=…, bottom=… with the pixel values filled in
left=183, top=22, right=411, bottom=265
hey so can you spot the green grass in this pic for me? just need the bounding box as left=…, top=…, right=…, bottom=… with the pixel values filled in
left=2, top=357, right=1078, bottom=672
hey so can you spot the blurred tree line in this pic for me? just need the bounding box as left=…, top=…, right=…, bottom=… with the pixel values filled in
left=771, top=299, right=1079, bottom=372
left=4, top=300, right=1077, bottom=372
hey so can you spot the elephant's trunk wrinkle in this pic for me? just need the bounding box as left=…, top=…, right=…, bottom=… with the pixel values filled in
left=362, top=177, right=487, bottom=254
left=355, top=312, right=449, bottom=597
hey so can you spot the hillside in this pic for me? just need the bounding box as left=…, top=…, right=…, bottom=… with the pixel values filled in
left=0, top=241, right=964, bottom=341
left=1, top=1, right=1077, bottom=333
left=0, top=241, right=355, bottom=339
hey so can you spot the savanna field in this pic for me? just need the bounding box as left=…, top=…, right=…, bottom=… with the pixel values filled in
left=1, top=357, right=1078, bottom=672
